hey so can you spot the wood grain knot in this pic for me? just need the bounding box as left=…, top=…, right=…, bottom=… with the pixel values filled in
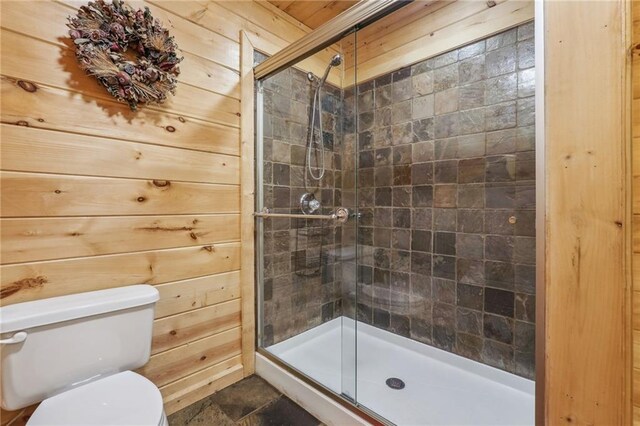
left=137, top=196, right=146, bottom=202
left=16, top=120, right=29, bottom=127
left=190, top=232, right=198, bottom=240
left=152, top=179, right=171, bottom=187
left=202, top=245, right=214, bottom=252
left=54, top=189, right=62, bottom=194
left=178, top=117, right=186, bottom=123
left=615, top=221, right=622, bottom=228
left=200, top=355, right=207, bottom=361
left=170, top=330, right=177, bottom=336
left=486, top=0, right=496, bottom=7
left=17, top=80, right=37, bottom=92
left=165, top=125, right=176, bottom=132
left=1, top=276, right=47, bottom=299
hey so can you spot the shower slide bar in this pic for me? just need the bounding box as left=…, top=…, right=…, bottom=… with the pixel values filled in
left=254, top=207, right=350, bottom=224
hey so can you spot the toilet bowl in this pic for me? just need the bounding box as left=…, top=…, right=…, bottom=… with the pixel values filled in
left=28, top=371, right=167, bottom=426
left=0, top=286, right=166, bottom=425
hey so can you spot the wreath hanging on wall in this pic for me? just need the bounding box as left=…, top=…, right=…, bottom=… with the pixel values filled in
left=67, top=0, right=183, bottom=110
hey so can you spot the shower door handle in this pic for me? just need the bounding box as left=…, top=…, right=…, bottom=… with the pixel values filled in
left=254, top=207, right=351, bottom=224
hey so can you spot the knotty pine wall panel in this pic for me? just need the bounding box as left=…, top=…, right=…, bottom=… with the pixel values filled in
left=0, top=0, right=315, bottom=421
left=544, top=0, right=630, bottom=422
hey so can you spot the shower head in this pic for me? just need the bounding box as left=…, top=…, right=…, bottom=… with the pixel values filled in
left=307, top=54, right=343, bottom=84
left=316, top=54, right=343, bottom=86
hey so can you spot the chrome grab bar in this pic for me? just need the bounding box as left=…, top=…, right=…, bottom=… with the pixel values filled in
left=254, top=207, right=350, bottom=224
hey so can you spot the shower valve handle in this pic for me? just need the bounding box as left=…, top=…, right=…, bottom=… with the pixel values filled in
left=333, top=207, right=350, bottom=224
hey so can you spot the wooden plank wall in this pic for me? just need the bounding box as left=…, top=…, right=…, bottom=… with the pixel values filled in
left=0, top=1, right=316, bottom=423
left=343, top=0, right=534, bottom=84
left=544, top=0, right=631, bottom=424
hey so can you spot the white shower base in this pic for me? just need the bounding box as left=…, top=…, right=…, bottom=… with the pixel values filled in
left=268, top=317, right=534, bottom=425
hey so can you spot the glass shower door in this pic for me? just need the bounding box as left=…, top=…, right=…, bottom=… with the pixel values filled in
left=255, top=34, right=359, bottom=401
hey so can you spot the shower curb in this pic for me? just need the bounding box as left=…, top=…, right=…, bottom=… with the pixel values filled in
left=255, top=353, right=374, bottom=426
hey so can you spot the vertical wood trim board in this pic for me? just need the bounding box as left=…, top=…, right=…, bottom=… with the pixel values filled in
left=0, top=1, right=312, bottom=421
left=240, top=31, right=256, bottom=376
left=544, top=0, right=631, bottom=424
left=631, top=0, right=640, bottom=421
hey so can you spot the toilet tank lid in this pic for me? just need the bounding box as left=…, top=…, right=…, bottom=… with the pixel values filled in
left=0, top=285, right=159, bottom=333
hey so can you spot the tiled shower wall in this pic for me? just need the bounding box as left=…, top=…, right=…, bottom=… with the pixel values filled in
left=257, top=52, right=345, bottom=346
left=344, top=22, right=536, bottom=379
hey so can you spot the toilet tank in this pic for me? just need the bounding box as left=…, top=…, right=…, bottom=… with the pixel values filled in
left=0, top=285, right=159, bottom=411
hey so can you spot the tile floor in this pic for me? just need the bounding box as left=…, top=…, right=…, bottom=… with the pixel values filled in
left=168, top=375, right=322, bottom=426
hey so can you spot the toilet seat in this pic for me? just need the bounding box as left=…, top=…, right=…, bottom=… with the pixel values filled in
left=28, top=371, right=165, bottom=426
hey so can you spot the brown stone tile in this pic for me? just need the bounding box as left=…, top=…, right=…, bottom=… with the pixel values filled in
left=435, top=87, right=459, bottom=115
left=433, top=208, right=456, bottom=231
left=485, top=260, right=515, bottom=290
left=457, top=134, right=486, bottom=158
left=434, top=184, right=457, bottom=208
left=393, top=186, right=412, bottom=207
left=433, top=278, right=456, bottom=304
left=456, top=307, right=482, bottom=335
left=456, top=233, right=484, bottom=259
left=413, top=94, right=435, bottom=119
left=456, top=332, right=483, bottom=361
left=209, top=376, right=281, bottom=421
left=459, top=55, right=486, bottom=85
left=483, top=313, right=514, bottom=344
left=486, top=155, right=516, bottom=182
left=411, top=162, right=434, bottom=185
left=457, top=283, right=484, bottom=311
left=393, top=165, right=412, bottom=185
left=457, top=184, right=485, bottom=209
left=482, top=340, right=514, bottom=372
left=484, top=287, right=515, bottom=317
left=457, top=258, right=484, bottom=285
left=457, top=209, right=484, bottom=233
left=434, top=160, right=458, bottom=184
left=459, top=81, right=485, bottom=110
left=486, top=129, right=517, bottom=155
left=458, top=158, right=485, bottom=184
left=434, top=137, right=458, bottom=160
left=168, top=398, right=235, bottom=426
left=237, top=396, right=321, bottom=426
left=412, top=71, right=434, bottom=96
left=459, top=108, right=486, bottom=135
left=433, top=63, right=459, bottom=92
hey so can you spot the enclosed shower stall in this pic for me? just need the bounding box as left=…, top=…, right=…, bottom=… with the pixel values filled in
left=254, top=8, right=536, bottom=424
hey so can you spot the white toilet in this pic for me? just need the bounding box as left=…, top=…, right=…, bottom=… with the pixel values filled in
left=0, top=285, right=167, bottom=425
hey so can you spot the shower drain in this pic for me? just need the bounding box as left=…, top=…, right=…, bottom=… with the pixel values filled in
left=385, top=377, right=405, bottom=390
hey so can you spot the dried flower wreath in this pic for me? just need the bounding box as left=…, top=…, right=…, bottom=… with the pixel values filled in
left=67, top=0, right=183, bottom=110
